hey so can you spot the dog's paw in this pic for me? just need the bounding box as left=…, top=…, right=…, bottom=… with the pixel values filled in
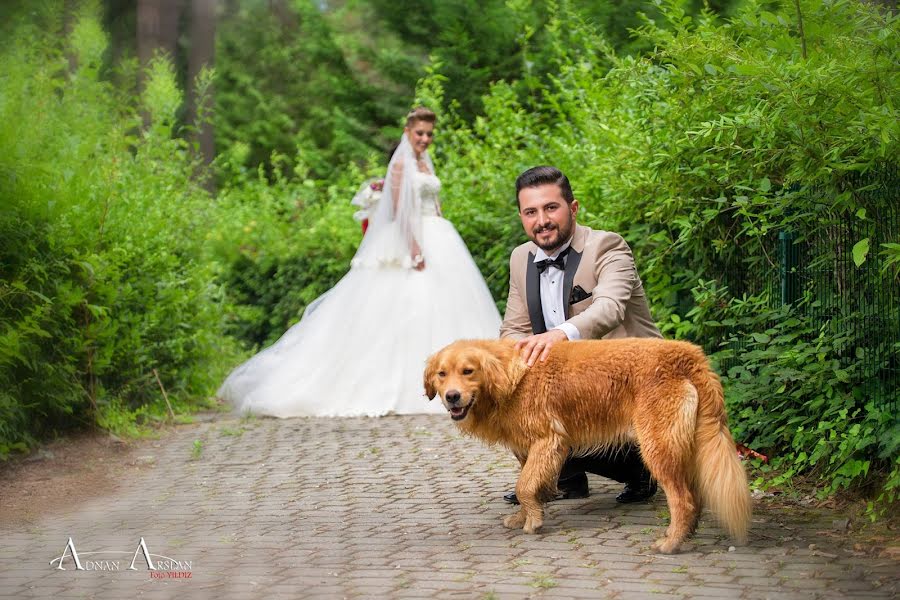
left=523, top=516, right=543, bottom=534
left=504, top=511, right=526, bottom=529
left=651, top=536, right=682, bottom=554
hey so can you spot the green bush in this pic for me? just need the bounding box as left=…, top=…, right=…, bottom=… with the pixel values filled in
left=209, top=149, right=370, bottom=347
left=0, top=3, right=237, bottom=455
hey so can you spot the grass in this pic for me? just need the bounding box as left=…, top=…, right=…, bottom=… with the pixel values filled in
left=530, top=574, right=557, bottom=589
left=190, top=439, right=203, bottom=460
left=356, top=447, right=381, bottom=459
left=218, top=426, right=245, bottom=437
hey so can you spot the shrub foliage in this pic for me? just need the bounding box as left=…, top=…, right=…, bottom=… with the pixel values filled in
left=0, top=4, right=235, bottom=452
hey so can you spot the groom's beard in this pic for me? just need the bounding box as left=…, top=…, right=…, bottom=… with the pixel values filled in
left=532, top=218, right=573, bottom=252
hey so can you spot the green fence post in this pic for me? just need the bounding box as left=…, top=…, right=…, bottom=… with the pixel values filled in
left=779, top=230, right=799, bottom=306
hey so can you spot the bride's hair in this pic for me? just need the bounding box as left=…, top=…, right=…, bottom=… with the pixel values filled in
left=406, top=107, right=436, bottom=126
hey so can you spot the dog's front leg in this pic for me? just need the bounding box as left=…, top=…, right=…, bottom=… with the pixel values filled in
left=503, top=438, right=566, bottom=534
left=513, top=451, right=527, bottom=469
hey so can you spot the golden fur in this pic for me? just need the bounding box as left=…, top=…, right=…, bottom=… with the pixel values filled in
left=424, top=338, right=751, bottom=554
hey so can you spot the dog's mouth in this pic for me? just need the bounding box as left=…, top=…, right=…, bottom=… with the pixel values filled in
left=448, top=404, right=471, bottom=421
left=446, top=395, right=475, bottom=421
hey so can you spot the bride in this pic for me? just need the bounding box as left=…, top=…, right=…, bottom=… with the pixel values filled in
left=218, top=107, right=501, bottom=417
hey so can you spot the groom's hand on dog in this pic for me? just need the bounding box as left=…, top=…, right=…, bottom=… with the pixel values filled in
left=515, top=330, right=569, bottom=366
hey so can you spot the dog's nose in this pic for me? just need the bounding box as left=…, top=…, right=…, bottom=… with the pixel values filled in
left=445, top=390, right=461, bottom=404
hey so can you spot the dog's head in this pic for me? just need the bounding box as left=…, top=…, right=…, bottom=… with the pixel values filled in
left=424, top=340, right=524, bottom=422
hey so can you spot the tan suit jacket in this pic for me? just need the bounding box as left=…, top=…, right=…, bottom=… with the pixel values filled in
left=500, top=224, right=662, bottom=341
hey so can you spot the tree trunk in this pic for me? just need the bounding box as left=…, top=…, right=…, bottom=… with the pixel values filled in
left=268, top=0, right=295, bottom=29
left=63, top=0, right=80, bottom=72
left=137, top=0, right=183, bottom=88
left=187, top=0, right=217, bottom=171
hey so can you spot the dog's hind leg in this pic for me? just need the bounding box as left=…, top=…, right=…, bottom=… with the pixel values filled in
left=503, top=437, right=567, bottom=534
left=649, top=473, right=697, bottom=554
left=634, top=380, right=700, bottom=554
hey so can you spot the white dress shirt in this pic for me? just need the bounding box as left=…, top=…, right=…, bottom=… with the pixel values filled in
left=533, top=238, right=581, bottom=341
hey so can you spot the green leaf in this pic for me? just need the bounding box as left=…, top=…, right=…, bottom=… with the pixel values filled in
left=760, top=11, right=779, bottom=25
left=684, top=62, right=703, bottom=76
left=730, top=64, right=758, bottom=76
left=852, top=238, right=870, bottom=267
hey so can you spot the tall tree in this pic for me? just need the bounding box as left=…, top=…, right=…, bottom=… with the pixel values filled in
left=187, top=0, right=216, bottom=168
left=63, top=0, right=81, bottom=71
left=136, top=0, right=183, bottom=90
left=137, top=0, right=184, bottom=66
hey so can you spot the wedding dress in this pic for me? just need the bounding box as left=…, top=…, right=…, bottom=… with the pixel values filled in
left=218, top=140, right=501, bottom=417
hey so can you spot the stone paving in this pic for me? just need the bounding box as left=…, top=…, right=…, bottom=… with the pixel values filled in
left=1, top=414, right=897, bottom=599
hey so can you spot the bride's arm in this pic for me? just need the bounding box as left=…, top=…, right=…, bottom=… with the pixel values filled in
left=390, top=159, right=403, bottom=215
left=390, top=159, right=426, bottom=270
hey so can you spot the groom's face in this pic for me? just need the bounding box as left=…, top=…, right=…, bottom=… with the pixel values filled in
left=518, top=184, right=578, bottom=253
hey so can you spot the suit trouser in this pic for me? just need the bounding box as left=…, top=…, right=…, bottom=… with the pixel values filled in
left=559, top=442, right=650, bottom=484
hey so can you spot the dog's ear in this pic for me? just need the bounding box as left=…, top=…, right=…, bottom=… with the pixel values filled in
left=423, top=352, right=438, bottom=400
left=478, top=349, right=515, bottom=401
left=504, top=352, right=527, bottom=394
left=478, top=342, right=527, bottom=401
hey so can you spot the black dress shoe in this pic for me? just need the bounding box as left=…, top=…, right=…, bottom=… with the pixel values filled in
left=615, top=479, right=658, bottom=504
left=503, top=473, right=590, bottom=505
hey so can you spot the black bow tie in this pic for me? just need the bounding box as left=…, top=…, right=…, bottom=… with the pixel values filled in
left=535, top=247, right=570, bottom=273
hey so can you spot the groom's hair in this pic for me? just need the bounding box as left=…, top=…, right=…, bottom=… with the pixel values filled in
left=515, top=166, right=575, bottom=207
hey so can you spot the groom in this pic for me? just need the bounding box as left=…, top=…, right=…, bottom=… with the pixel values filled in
left=500, top=165, right=662, bottom=505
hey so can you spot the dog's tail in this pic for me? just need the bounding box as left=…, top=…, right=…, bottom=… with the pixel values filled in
left=691, top=364, right=751, bottom=544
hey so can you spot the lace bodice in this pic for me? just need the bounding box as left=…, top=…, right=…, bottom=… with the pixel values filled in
left=414, top=171, right=441, bottom=216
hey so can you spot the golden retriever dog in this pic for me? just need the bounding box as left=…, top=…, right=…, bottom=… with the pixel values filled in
left=423, top=338, right=751, bottom=554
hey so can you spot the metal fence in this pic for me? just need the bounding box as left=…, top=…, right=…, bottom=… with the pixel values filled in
left=710, top=168, right=900, bottom=413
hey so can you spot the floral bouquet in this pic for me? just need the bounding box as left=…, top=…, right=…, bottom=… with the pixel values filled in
left=351, top=178, right=384, bottom=224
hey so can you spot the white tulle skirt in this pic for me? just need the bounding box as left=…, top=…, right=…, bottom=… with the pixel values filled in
left=218, top=216, right=502, bottom=417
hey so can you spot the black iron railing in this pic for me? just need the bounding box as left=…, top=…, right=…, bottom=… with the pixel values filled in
left=709, top=168, right=899, bottom=412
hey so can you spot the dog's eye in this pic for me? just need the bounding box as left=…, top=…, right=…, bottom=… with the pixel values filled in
left=462, top=368, right=474, bottom=375
left=437, top=371, right=446, bottom=378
